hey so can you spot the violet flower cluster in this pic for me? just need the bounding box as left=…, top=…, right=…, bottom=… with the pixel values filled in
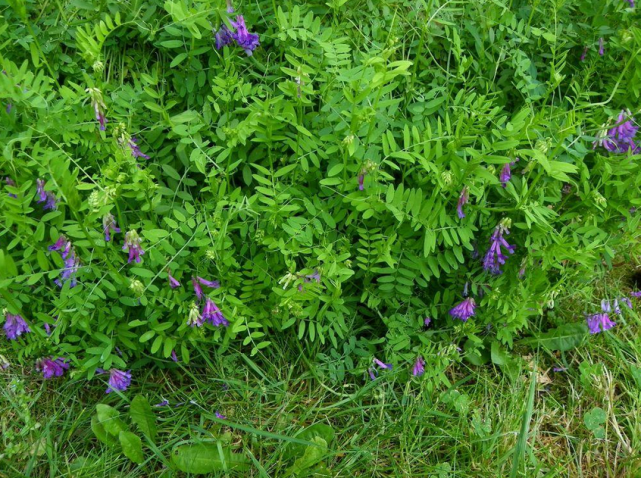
left=186, top=276, right=228, bottom=328
left=482, top=222, right=515, bottom=274
left=449, top=297, right=476, bottom=322
left=49, top=235, right=80, bottom=288
left=215, top=15, right=260, bottom=56
left=586, top=294, right=636, bottom=334
left=457, top=186, right=469, bottom=218
left=106, top=369, right=132, bottom=393
left=103, top=213, right=121, bottom=242
left=122, top=230, right=145, bottom=263
left=37, top=357, right=69, bottom=379
left=36, top=178, right=58, bottom=210
left=412, top=356, right=425, bottom=377
left=593, top=110, right=640, bottom=154
left=500, top=158, right=518, bottom=188
left=3, top=310, right=30, bottom=340
left=128, top=137, right=150, bottom=160
left=368, top=357, right=392, bottom=380
left=86, top=87, right=107, bottom=131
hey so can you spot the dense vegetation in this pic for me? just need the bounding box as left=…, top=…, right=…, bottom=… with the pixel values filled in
left=1, top=0, right=640, bottom=475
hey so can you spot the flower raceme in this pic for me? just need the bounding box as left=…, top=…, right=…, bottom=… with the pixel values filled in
left=586, top=313, right=615, bottom=334
left=102, top=213, right=120, bottom=242
left=36, top=178, right=58, bottom=210
left=37, top=357, right=69, bottom=379
left=191, top=276, right=220, bottom=299
left=593, top=110, right=640, bottom=154
left=201, top=298, right=229, bottom=327
left=86, top=87, right=107, bottom=131
left=500, top=158, right=518, bottom=188
left=106, top=369, right=132, bottom=393
left=412, top=356, right=425, bottom=377
left=449, top=298, right=476, bottom=322
left=122, top=230, right=144, bottom=264
left=482, top=222, right=515, bottom=274
left=3, top=311, right=30, bottom=340
left=456, top=186, right=469, bottom=219
left=214, top=15, right=259, bottom=56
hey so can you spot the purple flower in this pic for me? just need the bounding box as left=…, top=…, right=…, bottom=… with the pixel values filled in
left=215, top=411, right=226, bottom=419
left=155, top=400, right=169, bottom=407
left=613, top=299, right=622, bottom=315
left=48, top=235, right=68, bottom=253
left=54, top=248, right=80, bottom=288
left=3, top=312, right=30, bottom=340
left=226, top=0, right=234, bottom=13
left=368, top=368, right=377, bottom=380
left=37, top=178, right=47, bottom=202
left=103, top=213, right=120, bottom=242
left=5, top=177, right=17, bottom=198
left=456, top=186, right=469, bottom=219
left=594, top=110, right=640, bottom=153
left=620, top=297, right=632, bottom=309
left=106, top=369, right=132, bottom=393
left=168, top=273, right=181, bottom=289
left=38, top=357, right=69, bottom=379
left=128, top=137, right=150, bottom=160
left=553, top=366, right=567, bottom=372
left=586, top=313, right=615, bottom=334
left=601, top=299, right=611, bottom=313
left=192, top=277, right=204, bottom=301
left=627, top=0, right=635, bottom=7
left=43, top=192, right=58, bottom=211
left=482, top=223, right=515, bottom=274
left=86, top=87, right=108, bottom=131
left=201, top=298, right=229, bottom=327
left=122, top=230, right=144, bottom=263
left=36, top=179, right=58, bottom=210
left=96, top=109, right=107, bottom=130
left=358, top=173, right=365, bottom=191
left=373, top=357, right=392, bottom=370
left=230, top=16, right=260, bottom=56
left=631, top=291, right=641, bottom=298
left=412, top=356, right=425, bottom=377
left=449, top=298, right=476, bottom=322
left=580, top=46, right=588, bottom=62
left=500, top=159, right=518, bottom=188
left=215, top=24, right=234, bottom=50
left=6, top=103, right=12, bottom=114
left=423, top=317, right=431, bottom=328
left=197, top=276, right=221, bottom=288
left=598, top=38, right=604, bottom=56
left=171, top=350, right=178, bottom=362
left=304, top=270, right=321, bottom=283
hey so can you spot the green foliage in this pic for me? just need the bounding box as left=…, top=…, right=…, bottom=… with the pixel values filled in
left=91, top=395, right=157, bottom=464
left=172, top=443, right=250, bottom=473
left=0, top=0, right=640, bottom=385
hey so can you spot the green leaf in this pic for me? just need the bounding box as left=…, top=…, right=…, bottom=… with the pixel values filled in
left=172, top=444, right=249, bottom=473
left=96, top=404, right=127, bottom=436
left=285, top=436, right=328, bottom=476
left=519, top=323, right=587, bottom=352
left=129, top=395, right=157, bottom=442
left=91, top=416, right=118, bottom=446
left=119, top=431, right=144, bottom=464
left=284, top=424, right=335, bottom=459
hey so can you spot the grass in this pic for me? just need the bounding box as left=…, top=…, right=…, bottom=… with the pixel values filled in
left=2, top=293, right=640, bottom=478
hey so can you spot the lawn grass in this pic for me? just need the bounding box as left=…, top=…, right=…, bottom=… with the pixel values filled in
left=2, top=303, right=640, bottom=477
